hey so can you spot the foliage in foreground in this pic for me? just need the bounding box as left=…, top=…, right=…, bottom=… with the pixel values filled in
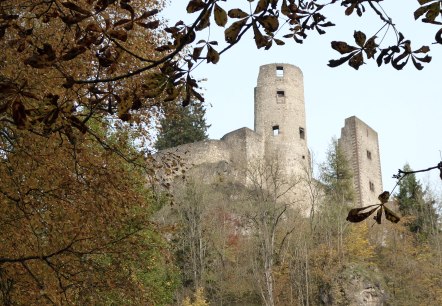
left=1, top=0, right=440, bottom=148
left=0, top=129, right=179, bottom=305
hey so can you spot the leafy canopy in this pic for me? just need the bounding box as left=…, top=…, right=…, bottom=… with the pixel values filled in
left=1, top=0, right=441, bottom=144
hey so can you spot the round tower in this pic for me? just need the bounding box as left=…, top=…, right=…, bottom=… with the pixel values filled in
left=254, top=63, right=310, bottom=176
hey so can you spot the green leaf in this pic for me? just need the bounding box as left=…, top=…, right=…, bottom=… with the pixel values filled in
left=214, top=4, right=227, bottom=27
left=228, top=9, right=249, bottom=19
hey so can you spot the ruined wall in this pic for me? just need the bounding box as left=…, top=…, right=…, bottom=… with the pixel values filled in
left=339, top=116, right=383, bottom=207
left=157, top=64, right=384, bottom=213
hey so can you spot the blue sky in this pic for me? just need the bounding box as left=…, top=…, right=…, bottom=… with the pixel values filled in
left=163, top=1, right=441, bottom=192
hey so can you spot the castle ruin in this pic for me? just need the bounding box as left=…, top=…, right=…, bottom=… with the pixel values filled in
left=161, top=63, right=383, bottom=208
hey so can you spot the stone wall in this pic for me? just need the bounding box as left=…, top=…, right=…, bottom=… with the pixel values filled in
left=339, top=116, right=383, bottom=207
left=157, top=64, right=383, bottom=212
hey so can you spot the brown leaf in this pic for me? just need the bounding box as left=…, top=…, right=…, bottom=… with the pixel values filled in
left=108, top=29, right=127, bottom=41
left=354, top=31, right=366, bottom=47
left=61, top=46, right=86, bottom=61
left=228, top=9, right=249, bottom=19
left=206, top=45, right=219, bottom=64
left=214, top=4, right=228, bottom=27
left=61, top=1, right=90, bottom=15
left=254, top=0, right=270, bottom=14
left=383, top=205, right=400, bottom=223
left=136, top=20, right=160, bottom=29
left=363, top=36, right=378, bottom=58
left=138, top=9, right=159, bottom=19
left=377, top=191, right=390, bottom=204
left=346, top=204, right=380, bottom=223
left=12, top=101, right=27, bottom=128
left=374, top=206, right=383, bottom=224
left=349, top=52, right=364, bottom=70
left=327, top=53, right=354, bottom=68
left=331, top=41, right=358, bottom=54
left=196, top=9, right=211, bottom=31
left=253, top=22, right=267, bottom=49
left=192, top=46, right=204, bottom=60
left=225, top=18, right=247, bottom=44
left=186, top=0, right=205, bottom=13
left=257, top=15, right=279, bottom=32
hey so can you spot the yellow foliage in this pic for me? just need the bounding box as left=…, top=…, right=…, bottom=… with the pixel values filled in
left=344, top=222, right=375, bottom=260
left=182, top=288, right=209, bottom=306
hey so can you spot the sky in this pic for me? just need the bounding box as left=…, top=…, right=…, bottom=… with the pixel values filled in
left=162, top=1, right=442, bottom=193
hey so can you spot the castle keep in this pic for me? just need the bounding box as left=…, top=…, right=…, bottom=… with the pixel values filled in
left=161, top=63, right=383, bottom=208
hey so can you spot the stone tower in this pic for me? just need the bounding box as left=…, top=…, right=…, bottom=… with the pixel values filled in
left=254, top=63, right=310, bottom=176
left=339, top=116, right=383, bottom=207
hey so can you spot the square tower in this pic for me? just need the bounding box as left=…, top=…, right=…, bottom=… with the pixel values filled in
left=339, top=116, right=383, bottom=207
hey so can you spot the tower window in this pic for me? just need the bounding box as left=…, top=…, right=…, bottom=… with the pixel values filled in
left=272, top=125, right=280, bottom=136
left=276, top=90, right=285, bottom=97
left=299, top=127, right=305, bottom=140
left=276, top=66, right=284, bottom=77
left=369, top=181, right=375, bottom=192
left=367, top=150, right=372, bottom=160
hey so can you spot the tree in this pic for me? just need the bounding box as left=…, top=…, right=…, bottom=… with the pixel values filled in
left=1, top=0, right=439, bottom=145
left=155, top=102, right=209, bottom=151
left=316, top=138, right=355, bottom=260
left=0, top=129, right=179, bottom=305
left=396, top=163, right=439, bottom=238
left=320, top=137, right=355, bottom=205
left=240, top=158, right=302, bottom=306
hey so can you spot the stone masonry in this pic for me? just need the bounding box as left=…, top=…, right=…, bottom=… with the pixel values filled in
left=159, top=63, right=383, bottom=208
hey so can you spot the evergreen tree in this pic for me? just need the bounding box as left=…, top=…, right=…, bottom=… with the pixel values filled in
left=396, top=164, right=439, bottom=237
left=155, top=103, right=209, bottom=151
left=320, top=137, right=355, bottom=204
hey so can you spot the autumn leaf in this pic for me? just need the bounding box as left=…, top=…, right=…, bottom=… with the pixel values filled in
left=214, top=4, right=228, bottom=27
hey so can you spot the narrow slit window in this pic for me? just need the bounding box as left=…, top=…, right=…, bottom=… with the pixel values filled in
left=272, top=125, right=280, bottom=136
left=367, top=150, right=372, bottom=160
left=299, top=127, right=305, bottom=140
left=276, top=90, right=285, bottom=97
left=369, top=181, right=375, bottom=192
left=276, top=66, right=284, bottom=77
